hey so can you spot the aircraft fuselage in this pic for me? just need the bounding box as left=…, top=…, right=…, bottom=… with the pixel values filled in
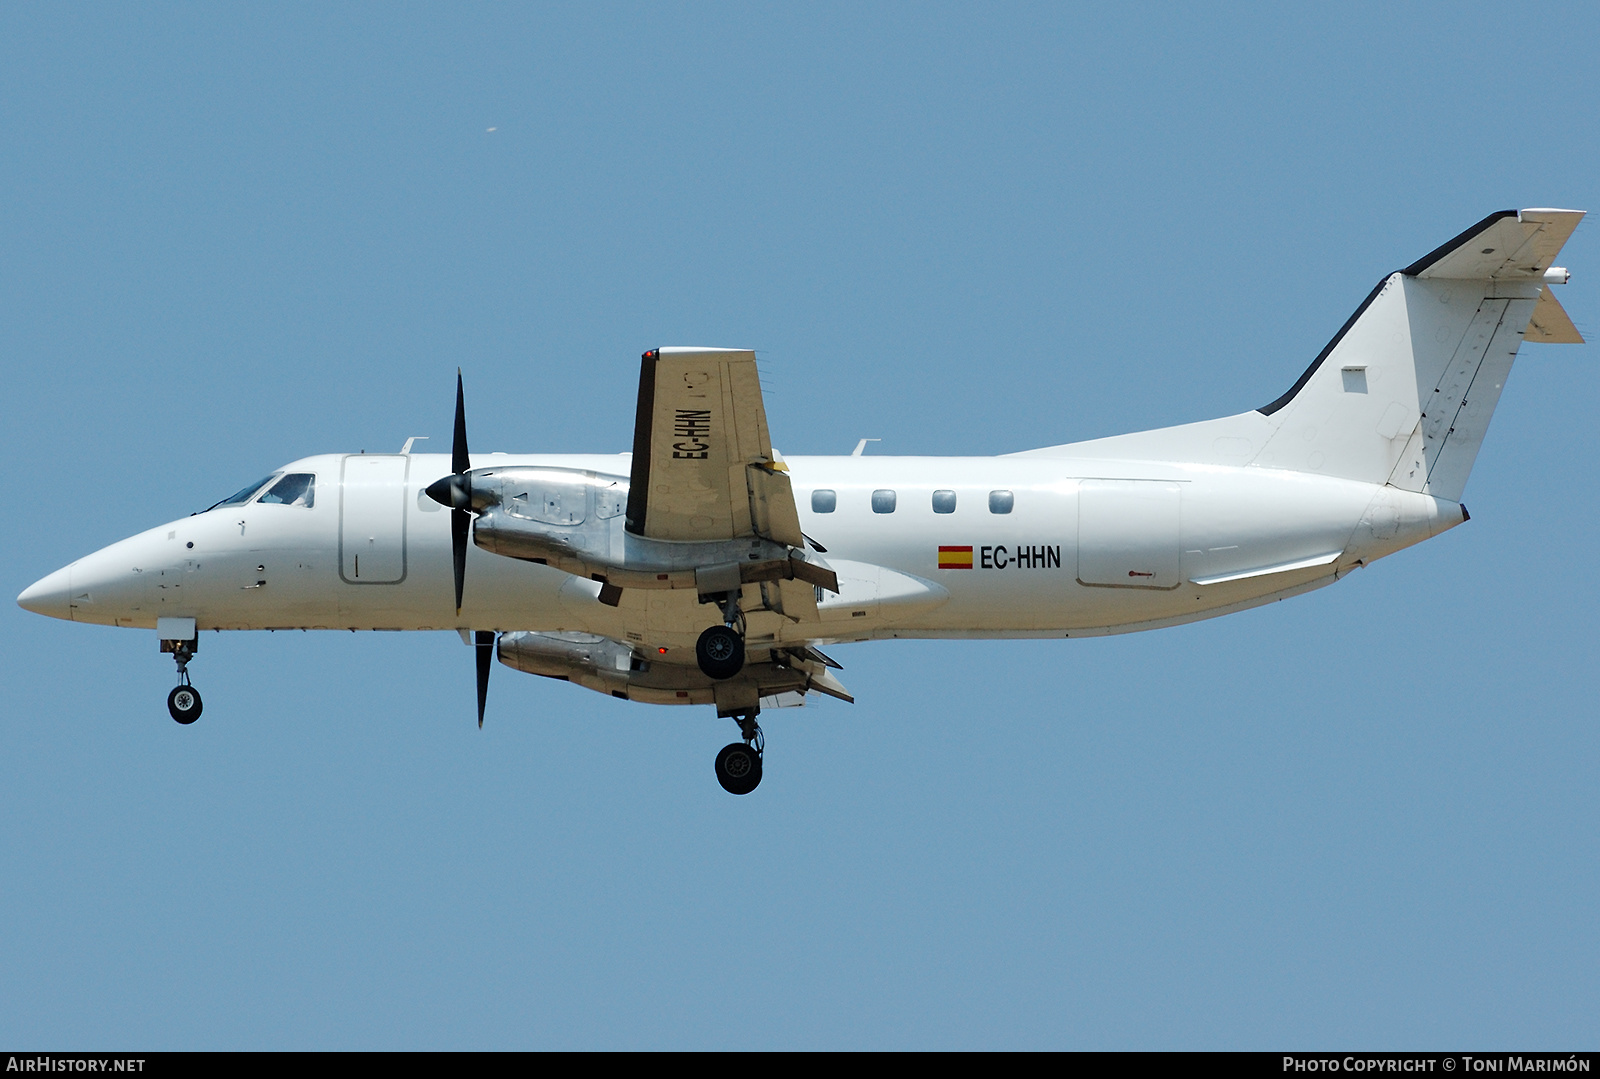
left=27, top=450, right=1459, bottom=648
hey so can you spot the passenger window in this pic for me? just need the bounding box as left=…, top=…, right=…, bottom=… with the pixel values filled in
left=871, top=489, right=897, bottom=514
left=811, top=490, right=837, bottom=513
left=259, top=473, right=316, bottom=508
left=932, top=490, right=956, bottom=514
left=989, top=490, right=1014, bottom=514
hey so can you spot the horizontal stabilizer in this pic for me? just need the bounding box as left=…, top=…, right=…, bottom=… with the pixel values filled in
left=1403, top=208, right=1583, bottom=280
left=1527, top=286, right=1584, bottom=343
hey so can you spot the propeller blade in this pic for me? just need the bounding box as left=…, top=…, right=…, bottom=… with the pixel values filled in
left=475, top=630, right=494, bottom=728
left=424, top=370, right=472, bottom=615
left=452, top=370, right=470, bottom=478
left=452, top=506, right=469, bottom=615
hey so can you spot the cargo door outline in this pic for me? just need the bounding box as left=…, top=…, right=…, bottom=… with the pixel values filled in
left=1076, top=479, right=1182, bottom=589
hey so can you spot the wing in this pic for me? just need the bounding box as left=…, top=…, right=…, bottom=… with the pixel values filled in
left=624, top=347, right=804, bottom=547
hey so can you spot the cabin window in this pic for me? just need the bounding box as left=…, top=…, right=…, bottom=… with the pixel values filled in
left=258, top=473, right=316, bottom=508
left=931, top=490, right=957, bottom=514
left=871, top=489, right=897, bottom=513
left=989, top=489, right=1014, bottom=514
left=811, top=490, right=837, bottom=513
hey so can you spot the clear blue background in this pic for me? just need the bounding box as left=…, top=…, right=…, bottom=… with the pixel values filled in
left=2, top=3, right=1595, bottom=1049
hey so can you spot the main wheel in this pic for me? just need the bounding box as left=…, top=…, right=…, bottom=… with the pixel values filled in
left=695, top=624, right=745, bottom=680
left=168, top=684, right=203, bottom=724
left=715, top=741, right=763, bottom=795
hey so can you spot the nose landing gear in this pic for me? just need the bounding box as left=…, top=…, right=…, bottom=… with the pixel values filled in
left=714, top=711, right=763, bottom=795
left=162, top=634, right=203, bottom=724
left=167, top=680, right=202, bottom=724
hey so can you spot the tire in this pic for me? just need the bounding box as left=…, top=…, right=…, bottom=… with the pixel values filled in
left=715, top=742, right=763, bottom=795
left=695, top=624, right=745, bottom=680
left=168, top=685, right=203, bottom=725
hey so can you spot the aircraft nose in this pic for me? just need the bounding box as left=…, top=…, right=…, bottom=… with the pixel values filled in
left=17, top=565, right=73, bottom=621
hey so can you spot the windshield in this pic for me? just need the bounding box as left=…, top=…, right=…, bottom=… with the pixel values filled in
left=258, top=473, right=315, bottom=508
left=203, top=474, right=279, bottom=513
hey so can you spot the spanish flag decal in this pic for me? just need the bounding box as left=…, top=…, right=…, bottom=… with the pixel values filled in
left=938, top=545, right=974, bottom=569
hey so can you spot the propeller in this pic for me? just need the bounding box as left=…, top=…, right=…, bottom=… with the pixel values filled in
left=475, top=630, right=494, bottom=729
left=424, top=370, right=474, bottom=615
left=425, top=373, right=495, bottom=727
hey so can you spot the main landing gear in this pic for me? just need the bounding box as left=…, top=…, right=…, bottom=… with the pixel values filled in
left=164, top=639, right=203, bottom=725
left=696, top=624, right=744, bottom=680
left=714, top=711, right=763, bottom=795
left=695, top=590, right=745, bottom=680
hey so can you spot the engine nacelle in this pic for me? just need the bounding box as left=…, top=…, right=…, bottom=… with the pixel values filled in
left=498, top=630, right=823, bottom=708
left=466, top=466, right=836, bottom=594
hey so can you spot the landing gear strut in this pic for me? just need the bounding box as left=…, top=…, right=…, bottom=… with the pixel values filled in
left=695, top=590, right=746, bottom=680
left=164, top=640, right=203, bottom=724
left=714, top=710, right=763, bottom=795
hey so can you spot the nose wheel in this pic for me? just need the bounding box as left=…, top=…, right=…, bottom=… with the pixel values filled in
left=714, top=711, right=763, bottom=795
left=164, top=637, right=203, bottom=725
left=167, top=681, right=203, bottom=724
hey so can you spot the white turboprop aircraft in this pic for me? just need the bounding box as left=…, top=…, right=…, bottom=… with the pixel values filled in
left=17, top=209, right=1586, bottom=793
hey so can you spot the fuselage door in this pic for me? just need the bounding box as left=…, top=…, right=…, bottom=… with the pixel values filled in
left=340, top=454, right=408, bottom=584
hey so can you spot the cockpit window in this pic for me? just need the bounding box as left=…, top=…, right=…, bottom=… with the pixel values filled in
left=205, top=474, right=280, bottom=512
left=258, top=473, right=316, bottom=508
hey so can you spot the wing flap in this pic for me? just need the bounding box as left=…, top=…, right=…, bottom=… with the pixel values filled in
left=748, top=463, right=805, bottom=548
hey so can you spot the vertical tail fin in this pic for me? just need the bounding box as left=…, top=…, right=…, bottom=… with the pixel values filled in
left=1255, top=209, right=1583, bottom=501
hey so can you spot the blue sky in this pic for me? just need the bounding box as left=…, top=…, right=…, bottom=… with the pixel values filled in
left=2, top=4, right=1595, bottom=1048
